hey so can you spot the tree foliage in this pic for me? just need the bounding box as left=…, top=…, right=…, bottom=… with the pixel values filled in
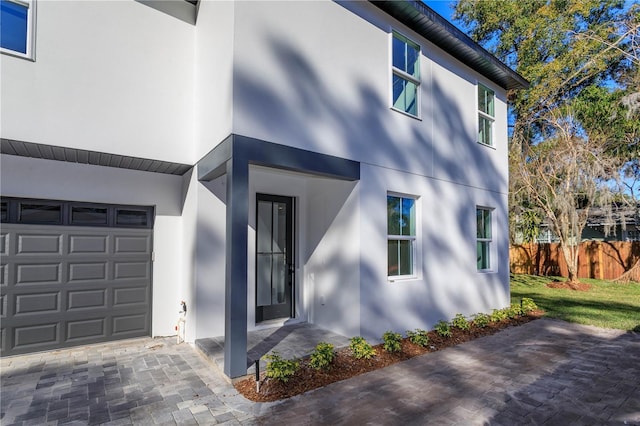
left=455, top=0, right=640, bottom=283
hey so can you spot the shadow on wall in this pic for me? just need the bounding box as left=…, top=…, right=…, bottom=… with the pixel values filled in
left=229, top=29, right=508, bottom=337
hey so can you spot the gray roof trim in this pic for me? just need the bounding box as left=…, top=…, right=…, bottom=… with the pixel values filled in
left=369, top=0, right=529, bottom=90
left=1, top=139, right=192, bottom=176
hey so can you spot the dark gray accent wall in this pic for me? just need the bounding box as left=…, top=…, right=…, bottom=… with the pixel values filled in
left=198, top=134, right=359, bottom=378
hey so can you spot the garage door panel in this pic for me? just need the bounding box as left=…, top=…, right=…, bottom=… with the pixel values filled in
left=114, top=262, right=150, bottom=280
left=113, top=286, right=147, bottom=306
left=112, top=313, right=148, bottom=335
left=0, top=263, right=7, bottom=286
left=14, top=292, right=60, bottom=315
left=67, top=289, right=107, bottom=310
left=14, top=323, right=59, bottom=349
left=1, top=219, right=152, bottom=356
left=115, top=235, right=151, bottom=253
left=66, top=318, right=106, bottom=342
left=17, top=234, right=63, bottom=255
left=68, top=262, right=108, bottom=282
left=16, top=263, right=62, bottom=285
left=0, top=233, right=7, bottom=255
left=69, top=235, right=108, bottom=254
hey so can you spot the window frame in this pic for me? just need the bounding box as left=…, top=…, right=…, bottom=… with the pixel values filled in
left=476, top=206, right=493, bottom=271
left=391, top=31, right=421, bottom=118
left=477, top=83, right=495, bottom=147
left=387, top=193, right=419, bottom=280
left=0, top=0, right=37, bottom=61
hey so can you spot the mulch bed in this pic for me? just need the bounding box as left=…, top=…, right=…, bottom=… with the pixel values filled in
left=546, top=281, right=592, bottom=291
left=234, top=311, right=544, bottom=402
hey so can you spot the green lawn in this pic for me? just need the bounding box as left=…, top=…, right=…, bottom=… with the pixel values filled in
left=510, top=274, right=640, bottom=331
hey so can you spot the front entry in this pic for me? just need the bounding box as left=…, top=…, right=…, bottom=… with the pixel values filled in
left=255, top=194, right=294, bottom=322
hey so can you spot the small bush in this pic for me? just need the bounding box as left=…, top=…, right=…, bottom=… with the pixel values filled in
left=507, top=304, right=523, bottom=318
left=349, top=336, right=376, bottom=360
left=434, top=320, right=452, bottom=337
left=450, top=313, right=470, bottom=331
left=382, top=331, right=402, bottom=353
left=406, top=329, right=429, bottom=347
left=490, top=308, right=509, bottom=322
left=309, top=342, right=335, bottom=371
left=471, top=313, right=490, bottom=328
left=263, top=352, right=299, bottom=383
left=520, top=297, right=538, bottom=313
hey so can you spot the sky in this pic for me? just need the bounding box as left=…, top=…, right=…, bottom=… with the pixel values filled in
left=424, top=1, right=459, bottom=26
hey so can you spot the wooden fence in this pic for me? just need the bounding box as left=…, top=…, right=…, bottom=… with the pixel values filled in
left=510, top=241, right=640, bottom=280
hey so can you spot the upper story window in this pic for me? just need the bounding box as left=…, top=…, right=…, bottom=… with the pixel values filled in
left=0, top=0, right=36, bottom=60
left=388, top=194, right=417, bottom=278
left=476, top=207, right=493, bottom=270
left=392, top=32, right=420, bottom=117
left=478, top=84, right=495, bottom=146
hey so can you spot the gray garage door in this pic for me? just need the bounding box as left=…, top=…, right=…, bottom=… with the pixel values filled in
left=0, top=199, right=153, bottom=356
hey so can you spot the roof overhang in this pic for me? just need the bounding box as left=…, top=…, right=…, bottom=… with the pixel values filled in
left=1, top=139, right=192, bottom=176
left=369, top=0, right=529, bottom=91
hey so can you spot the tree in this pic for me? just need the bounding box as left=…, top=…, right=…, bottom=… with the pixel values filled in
left=455, top=0, right=639, bottom=284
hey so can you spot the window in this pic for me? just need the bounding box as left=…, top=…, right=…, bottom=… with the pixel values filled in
left=477, top=84, right=495, bottom=146
left=19, top=202, right=62, bottom=224
left=1, top=0, right=36, bottom=60
left=476, top=207, right=492, bottom=270
left=392, top=32, right=420, bottom=117
left=71, top=206, right=108, bottom=225
left=388, top=195, right=416, bottom=277
left=116, top=209, right=149, bottom=227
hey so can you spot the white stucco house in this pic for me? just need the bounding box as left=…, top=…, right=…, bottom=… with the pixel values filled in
left=1, top=0, right=527, bottom=377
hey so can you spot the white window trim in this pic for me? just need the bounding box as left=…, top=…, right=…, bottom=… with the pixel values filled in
left=476, top=206, right=495, bottom=272
left=387, top=191, right=421, bottom=282
left=0, top=0, right=36, bottom=61
left=390, top=30, right=421, bottom=119
left=477, top=83, right=495, bottom=147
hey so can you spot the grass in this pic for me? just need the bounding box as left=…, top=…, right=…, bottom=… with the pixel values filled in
left=510, top=274, right=640, bottom=332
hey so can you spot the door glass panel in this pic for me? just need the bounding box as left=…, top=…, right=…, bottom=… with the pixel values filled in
left=257, top=201, right=272, bottom=253
left=256, top=254, right=271, bottom=306
left=274, top=202, right=286, bottom=254
left=272, top=253, right=286, bottom=304
left=19, top=203, right=62, bottom=223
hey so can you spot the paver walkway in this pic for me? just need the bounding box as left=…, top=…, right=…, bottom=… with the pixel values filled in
left=254, top=319, right=640, bottom=425
left=1, top=318, right=639, bottom=425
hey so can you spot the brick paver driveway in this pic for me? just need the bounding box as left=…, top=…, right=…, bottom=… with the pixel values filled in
left=1, top=318, right=639, bottom=425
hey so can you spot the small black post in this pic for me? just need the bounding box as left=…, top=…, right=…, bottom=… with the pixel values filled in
left=255, top=360, right=260, bottom=392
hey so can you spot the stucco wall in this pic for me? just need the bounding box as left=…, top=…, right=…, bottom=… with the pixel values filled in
left=0, top=0, right=195, bottom=164
left=230, top=0, right=509, bottom=194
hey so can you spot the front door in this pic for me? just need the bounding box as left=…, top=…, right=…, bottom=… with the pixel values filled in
left=255, top=194, right=294, bottom=322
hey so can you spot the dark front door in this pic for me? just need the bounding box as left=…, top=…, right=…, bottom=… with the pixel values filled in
left=255, top=194, right=294, bottom=322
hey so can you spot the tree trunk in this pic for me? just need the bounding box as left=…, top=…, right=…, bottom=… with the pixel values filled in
left=560, top=242, right=581, bottom=284
left=614, top=259, right=640, bottom=284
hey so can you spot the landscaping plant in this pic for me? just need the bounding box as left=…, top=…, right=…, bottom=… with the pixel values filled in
left=471, top=313, right=490, bottom=328
left=450, top=313, right=470, bottom=330
left=349, top=336, right=376, bottom=360
left=263, top=352, right=299, bottom=383
left=520, top=297, right=538, bottom=313
left=309, top=342, right=335, bottom=371
left=434, top=320, right=452, bottom=337
left=490, top=308, right=509, bottom=322
left=382, top=331, right=402, bottom=353
left=406, top=329, right=429, bottom=347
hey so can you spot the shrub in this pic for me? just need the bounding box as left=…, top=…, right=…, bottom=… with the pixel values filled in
left=471, top=313, right=490, bottom=328
left=434, top=320, right=452, bottom=337
left=263, top=352, right=299, bottom=383
left=490, top=308, right=509, bottom=322
left=406, top=329, right=429, bottom=347
left=309, top=342, right=335, bottom=371
left=382, top=331, right=402, bottom=353
left=450, top=313, right=470, bottom=331
left=521, top=297, right=538, bottom=313
left=507, top=304, right=523, bottom=318
left=349, top=336, right=376, bottom=360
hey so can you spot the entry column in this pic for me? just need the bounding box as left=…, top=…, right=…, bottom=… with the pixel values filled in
left=224, top=155, right=249, bottom=378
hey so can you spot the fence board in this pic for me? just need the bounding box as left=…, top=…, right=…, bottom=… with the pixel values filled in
left=510, top=241, right=640, bottom=280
